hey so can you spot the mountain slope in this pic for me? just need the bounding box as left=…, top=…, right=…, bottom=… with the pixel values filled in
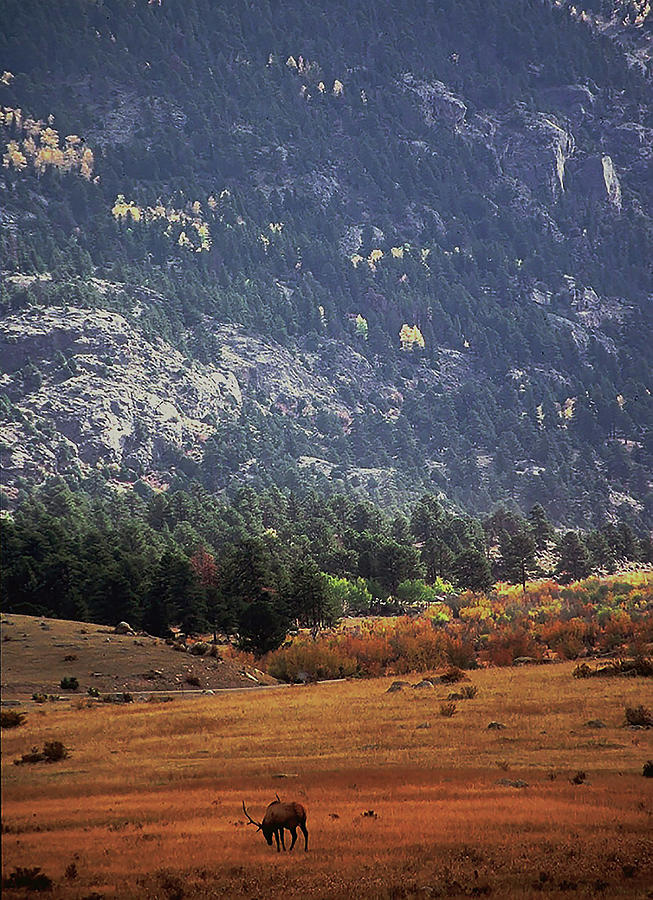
left=0, top=0, right=651, bottom=525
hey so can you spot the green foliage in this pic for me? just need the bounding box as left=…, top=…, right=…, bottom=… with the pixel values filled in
left=453, top=549, right=493, bottom=593
left=499, top=529, right=537, bottom=591
left=557, top=531, right=592, bottom=582
left=324, top=575, right=373, bottom=616
left=238, top=592, right=291, bottom=657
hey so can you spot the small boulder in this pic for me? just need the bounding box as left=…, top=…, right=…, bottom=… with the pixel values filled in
left=114, top=621, right=134, bottom=635
left=190, top=641, right=210, bottom=656
left=585, top=719, right=606, bottom=729
left=497, top=778, right=528, bottom=788
left=487, top=721, right=506, bottom=730
left=416, top=721, right=431, bottom=729
left=513, top=656, right=536, bottom=666
left=386, top=681, right=408, bottom=693
left=172, top=643, right=187, bottom=653
left=413, top=679, right=434, bottom=690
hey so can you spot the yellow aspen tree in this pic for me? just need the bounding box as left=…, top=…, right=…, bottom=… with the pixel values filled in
left=333, top=79, right=344, bottom=96
left=40, top=126, right=60, bottom=148
left=80, top=147, right=94, bottom=179
left=368, top=249, right=383, bottom=269
left=22, top=136, right=37, bottom=160
left=24, top=118, right=43, bottom=137
left=3, top=140, right=27, bottom=170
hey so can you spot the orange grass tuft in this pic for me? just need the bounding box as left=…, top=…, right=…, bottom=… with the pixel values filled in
left=2, top=662, right=652, bottom=898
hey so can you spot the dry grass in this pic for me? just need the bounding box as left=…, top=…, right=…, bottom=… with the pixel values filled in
left=2, top=663, right=652, bottom=898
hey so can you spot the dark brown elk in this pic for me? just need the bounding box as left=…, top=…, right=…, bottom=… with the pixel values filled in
left=242, top=795, right=308, bottom=852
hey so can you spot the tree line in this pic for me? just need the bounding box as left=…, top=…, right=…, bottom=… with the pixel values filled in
left=1, top=479, right=650, bottom=654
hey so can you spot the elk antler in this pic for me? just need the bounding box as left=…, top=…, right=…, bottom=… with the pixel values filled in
left=242, top=800, right=262, bottom=829
left=275, top=793, right=281, bottom=803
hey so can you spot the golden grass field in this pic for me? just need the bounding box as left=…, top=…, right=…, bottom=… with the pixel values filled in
left=2, top=662, right=652, bottom=898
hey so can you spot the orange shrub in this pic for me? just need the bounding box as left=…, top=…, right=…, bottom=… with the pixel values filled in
left=260, top=573, right=653, bottom=681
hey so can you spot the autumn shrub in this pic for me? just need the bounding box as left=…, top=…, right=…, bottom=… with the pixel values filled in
left=458, top=684, right=478, bottom=699
left=443, top=635, right=477, bottom=669
left=625, top=706, right=653, bottom=727
left=261, top=573, right=652, bottom=681
left=60, top=676, right=79, bottom=691
left=439, top=666, right=467, bottom=684
left=439, top=702, right=457, bottom=717
left=538, top=619, right=595, bottom=659
left=2, top=867, right=53, bottom=892
left=43, top=740, right=68, bottom=761
left=0, top=710, right=26, bottom=728
left=265, top=637, right=358, bottom=682
left=485, top=626, right=541, bottom=666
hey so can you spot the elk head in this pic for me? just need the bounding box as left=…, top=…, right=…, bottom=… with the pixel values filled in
left=242, top=800, right=273, bottom=845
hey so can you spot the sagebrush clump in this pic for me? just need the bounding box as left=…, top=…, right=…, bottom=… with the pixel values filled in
left=0, top=710, right=27, bottom=728
left=14, top=740, right=68, bottom=765
left=625, top=706, right=653, bottom=727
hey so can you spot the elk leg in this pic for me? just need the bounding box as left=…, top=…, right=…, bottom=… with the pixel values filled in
left=280, top=828, right=286, bottom=851
left=274, top=828, right=281, bottom=852
left=300, top=822, right=309, bottom=851
left=288, top=826, right=297, bottom=851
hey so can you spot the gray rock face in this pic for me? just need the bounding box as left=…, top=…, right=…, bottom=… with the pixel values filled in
left=0, top=307, right=242, bottom=491
left=497, top=110, right=575, bottom=199
left=0, top=295, right=478, bottom=502
left=572, top=155, right=622, bottom=208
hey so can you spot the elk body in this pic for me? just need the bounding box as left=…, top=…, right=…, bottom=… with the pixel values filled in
left=242, top=796, right=308, bottom=852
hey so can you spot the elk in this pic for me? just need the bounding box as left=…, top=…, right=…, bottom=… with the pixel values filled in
left=242, top=795, right=309, bottom=852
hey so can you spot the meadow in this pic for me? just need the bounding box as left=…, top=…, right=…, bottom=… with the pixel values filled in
left=2, top=662, right=652, bottom=898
